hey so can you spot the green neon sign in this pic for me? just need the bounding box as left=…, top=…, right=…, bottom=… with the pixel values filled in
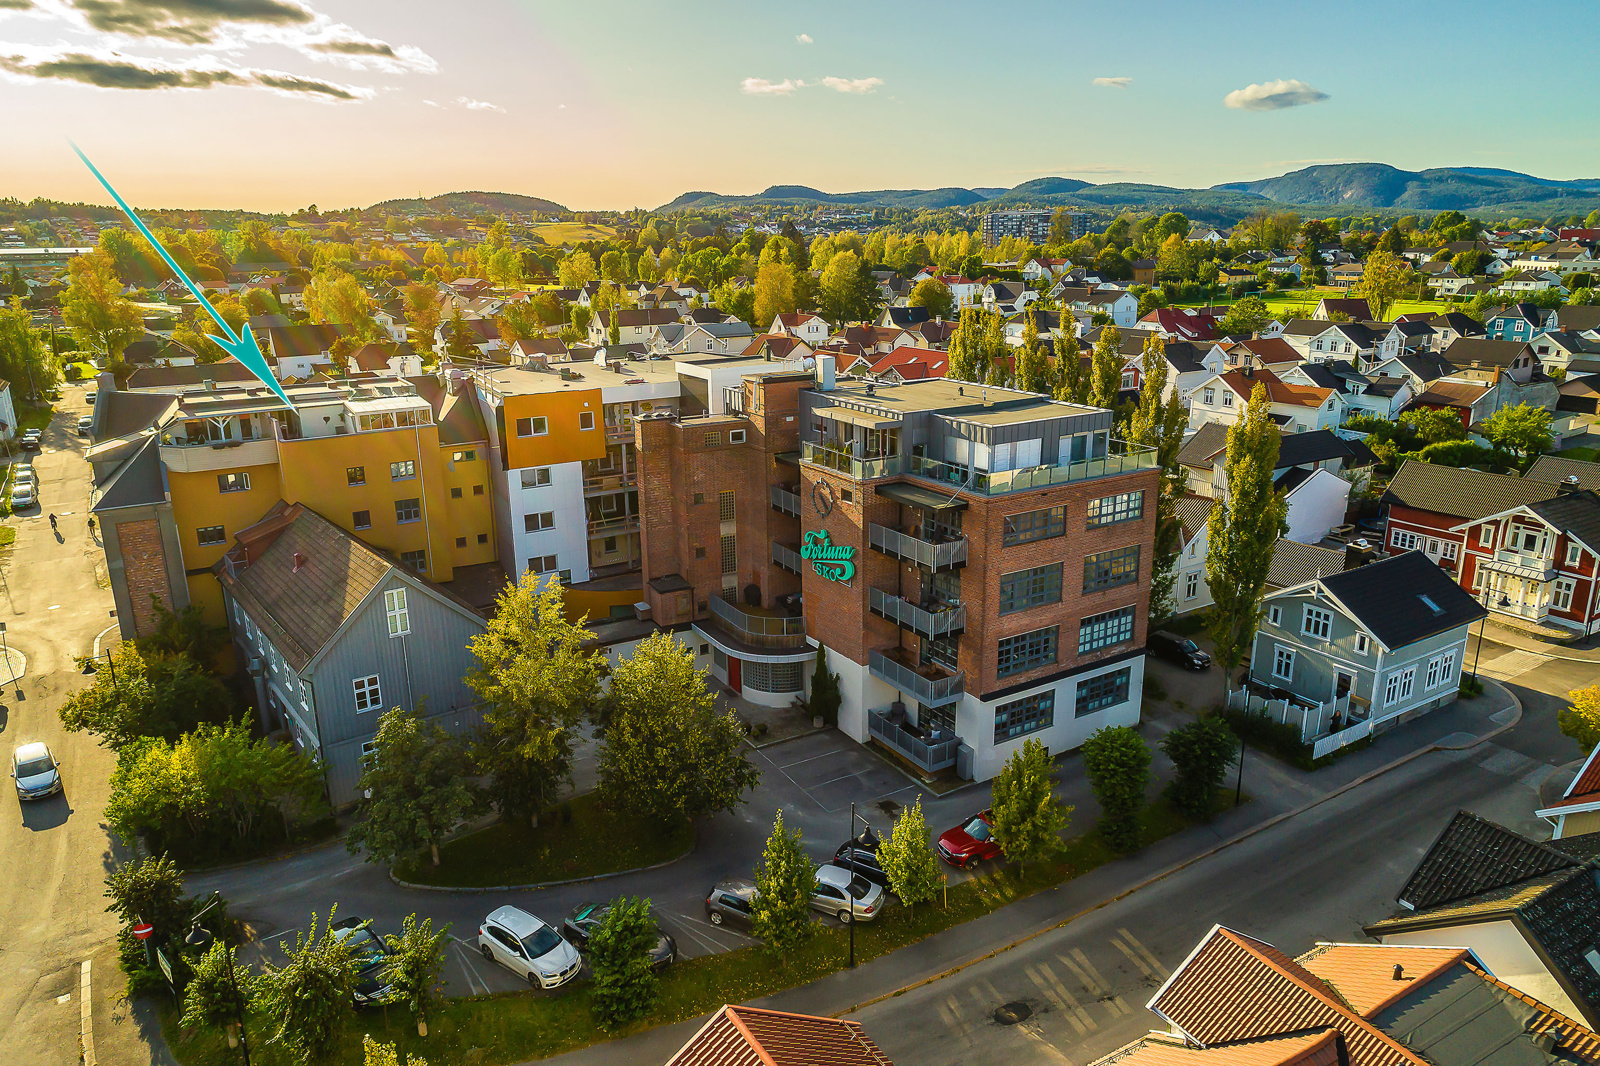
left=802, top=530, right=856, bottom=582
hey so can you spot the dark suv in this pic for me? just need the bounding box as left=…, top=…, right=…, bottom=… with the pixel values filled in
left=1149, top=631, right=1211, bottom=671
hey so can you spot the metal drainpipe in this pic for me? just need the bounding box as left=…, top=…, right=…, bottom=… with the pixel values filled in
left=413, top=421, right=437, bottom=580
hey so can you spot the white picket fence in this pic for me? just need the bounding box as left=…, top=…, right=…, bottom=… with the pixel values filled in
left=1229, top=684, right=1372, bottom=757
left=1312, top=719, right=1373, bottom=759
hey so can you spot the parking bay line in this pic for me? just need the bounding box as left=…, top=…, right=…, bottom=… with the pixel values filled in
left=450, top=936, right=492, bottom=996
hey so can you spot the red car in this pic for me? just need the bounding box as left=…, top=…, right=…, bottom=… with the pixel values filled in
left=937, top=810, right=1002, bottom=868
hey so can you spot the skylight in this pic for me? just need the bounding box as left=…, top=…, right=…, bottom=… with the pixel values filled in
left=1418, top=594, right=1444, bottom=617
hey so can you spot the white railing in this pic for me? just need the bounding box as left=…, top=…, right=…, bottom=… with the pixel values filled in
left=158, top=435, right=279, bottom=472
left=1312, top=720, right=1373, bottom=759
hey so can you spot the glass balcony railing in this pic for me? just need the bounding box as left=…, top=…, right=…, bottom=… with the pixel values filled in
left=868, top=708, right=959, bottom=773
left=800, top=441, right=903, bottom=480
left=868, top=649, right=965, bottom=708
left=706, top=596, right=808, bottom=648
left=907, top=440, right=1158, bottom=495
left=868, top=523, right=968, bottom=571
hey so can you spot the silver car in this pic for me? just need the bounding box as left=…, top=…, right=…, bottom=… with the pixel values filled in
left=477, top=906, right=582, bottom=989
left=12, top=742, right=62, bottom=800
left=811, top=862, right=884, bottom=923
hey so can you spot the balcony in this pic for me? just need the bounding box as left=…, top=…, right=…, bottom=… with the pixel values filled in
left=158, top=435, right=279, bottom=472
left=907, top=440, right=1158, bottom=496
left=868, top=523, right=967, bottom=571
left=705, top=596, right=808, bottom=649
left=773, top=541, right=802, bottom=575
left=1489, top=547, right=1556, bottom=580
left=868, top=708, right=959, bottom=773
left=800, top=441, right=903, bottom=480
left=587, top=515, right=641, bottom=537
left=605, top=422, right=634, bottom=443
left=868, top=648, right=965, bottom=707
left=770, top=484, right=802, bottom=518
left=869, top=588, right=966, bottom=640
left=583, top=472, right=638, bottom=494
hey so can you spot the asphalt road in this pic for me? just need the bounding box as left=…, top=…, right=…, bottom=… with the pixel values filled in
left=0, top=383, right=143, bottom=1066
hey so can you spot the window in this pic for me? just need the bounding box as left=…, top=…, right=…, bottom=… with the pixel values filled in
left=516, top=416, right=548, bottom=437
left=524, top=511, right=554, bottom=533
left=451, top=487, right=463, bottom=499
left=1443, top=542, right=1458, bottom=562
left=1078, top=606, right=1135, bottom=653
left=452, top=449, right=476, bottom=462
left=1076, top=668, right=1130, bottom=717
left=1391, top=529, right=1419, bottom=552
left=1268, top=605, right=1283, bottom=626
left=360, top=740, right=378, bottom=765
left=841, top=488, right=854, bottom=502
left=998, top=626, right=1058, bottom=677
left=1568, top=542, right=1583, bottom=566
left=579, top=411, right=595, bottom=431
left=695, top=547, right=706, bottom=558
left=1087, top=491, right=1144, bottom=528
left=1185, top=571, right=1200, bottom=600
left=1354, top=632, right=1370, bottom=655
left=703, top=431, right=723, bottom=446
left=473, top=484, right=484, bottom=496
left=1301, top=606, right=1332, bottom=640
left=1203, top=387, right=1216, bottom=405
left=395, top=498, right=421, bottom=523
left=400, top=550, right=426, bottom=573
left=730, top=429, right=747, bottom=444
left=456, top=536, right=467, bottom=548
left=477, top=533, right=488, bottom=544
left=720, top=534, right=737, bottom=573
left=1003, top=506, right=1066, bottom=546
left=353, top=509, right=372, bottom=530
left=1222, top=391, right=1234, bottom=408
left=999, top=564, right=1062, bottom=614
left=1084, top=546, right=1140, bottom=591
left=718, top=490, right=735, bottom=521
left=1384, top=666, right=1416, bottom=706
left=995, top=691, right=1055, bottom=742
left=353, top=674, right=381, bottom=712
left=1273, top=645, right=1295, bottom=681
left=742, top=660, right=804, bottom=694
left=218, top=471, right=250, bottom=493
left=197, top=525, right=226, bottom=546
left=390, top=460, right=416, bottom=481
left=384, top=588, right=410, bottom=637
left=528, top=554, right=559, bottom=574
left=1426, top=650, right=1456, bottom=689
left=1555, top=578, right=1576, bottom=611
left=693, top=493, right=705, bottom=505
left=347, top=466, right=366, bottom=486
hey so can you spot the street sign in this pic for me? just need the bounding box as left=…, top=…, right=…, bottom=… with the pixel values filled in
left=155, top=946, right=174, bottom=989
left=132, top=921, right=154, bottom=941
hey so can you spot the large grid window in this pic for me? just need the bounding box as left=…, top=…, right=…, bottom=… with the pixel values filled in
left=998, top=626, right=1058, bottom=677
left=720, top=534, right=737, bottom=573
left=390, top=460, right=416, bottom=481
left=1302, top=606, right=1332, bottom=640
left=1385, top=666, right=1416, bottom=706
left=400, top=550, right=426, bottom=573
left=197, top=525, right=226, bottom=546
left=1087, top=491, right=1144, bottom=528
left=1083, top=546, right=1140, bottom=591
left=347, top=466, right=365, bottom=486
left=743, top=660, right=804, bottom=694
left=394, top=498, right=421, bottom=523
left=999, top=564, right=1062, bottom=615
left=1078, top=606, right=1135, bottom=654
left=994, top=691, right=1055, bottom=743
left=1002, top=506, right=1066, bottom=546
left=1075, top=668, right=1130, bottom=717
left=719, top=490, right=735, bottom=521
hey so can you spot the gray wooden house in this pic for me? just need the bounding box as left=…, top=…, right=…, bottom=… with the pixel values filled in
left=217, top=502, right=486, bottom=806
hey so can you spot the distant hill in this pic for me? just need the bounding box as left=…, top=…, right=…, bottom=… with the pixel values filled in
left=367, top=190, right=568, bottom=216
left=1213, top=163, right=1600, bottom=212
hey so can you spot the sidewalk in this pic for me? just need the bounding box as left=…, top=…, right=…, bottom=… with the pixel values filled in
left=1477, top=618, right=1600, bottom=661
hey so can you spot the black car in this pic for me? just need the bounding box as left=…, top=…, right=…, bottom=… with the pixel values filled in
left=330, top=917, right=394, bottom=1005
left=563, top=902, right=678, bottom=970
left=832, top=843, right=891, bottom=889
left=1149, top=631, right=1211, bottom=671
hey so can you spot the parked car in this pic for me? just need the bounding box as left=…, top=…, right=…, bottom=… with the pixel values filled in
left=19, top=429, right=41, bottom=451
left=9, top=483, right=35, bottom=510
left=477, top=906, right=581, bottom=989
left=705, top=879, right=758, bottom=929
left=811, top=863, right=884, bottom=923
left=1149, top=631, right=1212, bottom=671
left=13, top=466, right=36, bottom=488
left=11, top=742, right=62, bottom=800
left=76, top=416, right=93, bottom=437
left=85, top=391, right=97, bottom=406
left=937, top=810, right=1002, bottom=868
left=330, top=916, right=395, bottom=1005
left=832, top=842, right=891, bottom=889
left=562, top=902, right=678, bottom=970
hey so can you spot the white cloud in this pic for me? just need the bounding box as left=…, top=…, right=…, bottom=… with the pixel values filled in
left=1223, top=78, right=1329, bottom=111
left=820, top=75, right=881, bottom=94
left=0, top=40, right=371, bottom=98
left=741, top=76, right=803, bottom=95
left=422, top=98, right=438, bottom=106
left=1092, top=76, right=1131, bottom=88
left=456, top=95, right=503, bottom=112
left=795, top=32, right=812, bottom=44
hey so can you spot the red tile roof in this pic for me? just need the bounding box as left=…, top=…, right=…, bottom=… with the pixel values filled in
left=665, top=1005, right=893, bottom=1066
left=1543, top=742, right=1600, bottom=811
left=1091, top=1030, right=1342, bottom=1066
left=869, top=346, right=948, bottom=379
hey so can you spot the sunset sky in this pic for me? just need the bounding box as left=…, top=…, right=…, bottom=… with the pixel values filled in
left=3, top=0, right=1595, bottom=213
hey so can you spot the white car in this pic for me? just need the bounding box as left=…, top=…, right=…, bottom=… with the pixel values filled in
left=12, top=742, right=62, bottom=800
left=477, top=906, right=581, bottom=989
left=9, top=483, right=35, bottom=510
left=13, top=467, right=35, bottom=488
left=76, top=416, right=93, bottom=438
left=811, top=862, right=885, bottom=923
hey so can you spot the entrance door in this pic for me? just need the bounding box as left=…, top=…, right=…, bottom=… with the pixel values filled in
left=1336, top=672, right=1353, bottom=699
left=728, top=657, right=742, bottom=693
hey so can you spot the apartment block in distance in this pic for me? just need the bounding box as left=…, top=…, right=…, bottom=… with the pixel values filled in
left=981, top=209, right=1086, bottom=246
left=638, top=360, right=1159, bottom=783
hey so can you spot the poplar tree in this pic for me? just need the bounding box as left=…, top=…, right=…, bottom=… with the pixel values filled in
left=989, top=739, right=1071, bottom=873
left=1089, top=325, right=1124, bottom=410
left=751, top=811, right=816, bottom=959
left=1053, top=329, right=1086, bottom=404
left=1205, top=382, right=1289, bottom=701
left=1014, top=309, right=1051, bottom=394
left=875, top=798, right=943, bottom=908
left=946, top=307, right=980, bottom=382
left=1128, top=335, right=1189, bottom=621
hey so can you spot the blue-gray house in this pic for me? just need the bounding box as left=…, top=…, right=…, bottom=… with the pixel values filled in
left=217, top=502, right=487, bottom=807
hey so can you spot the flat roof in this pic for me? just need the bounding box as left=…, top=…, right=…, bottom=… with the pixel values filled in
left=819, top=377, right=1101, bottom=423
left=474, top=359, right=680, bottom=396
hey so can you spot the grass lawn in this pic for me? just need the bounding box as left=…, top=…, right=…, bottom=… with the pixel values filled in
left=1556, top=446, right=1600, bottom=462
left=532, top=221, right=617, bottom=245
left=1171, top=288, right=1448, bottom=321
left=394, top=792, right=694, bottom=887
left=163, top=793, right=1229, bottom=1066
left=0, top=527, right=16, bottom=548
left=15, top=400, right=54, bottom=434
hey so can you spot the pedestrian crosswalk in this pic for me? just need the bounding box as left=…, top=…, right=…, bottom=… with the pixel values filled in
left=1475, top=648, right=1550, bottom=681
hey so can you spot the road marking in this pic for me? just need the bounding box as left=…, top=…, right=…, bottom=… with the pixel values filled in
left=1109, top=935, right=1158, bottom=981
left=1478, top=745, right=1540, bottom=777
left=79, top=959, right=95, bottom=1066
left=1024, top=964, right=1090, bottom=1035
left=1476, top=648, right=1548, bottom=681
left=1016, top=1023, right=1078, bottom=1066
left=1065, top=949, right=1132, bottom=1017
left=937, top=999, right=973, bottom=1046
left=450, top=937, right=491, bottom=996
left=778, top=748, right=847, bottom=770
left=47, top=604, right=60, bottom=610
left=1117, top=928, right=1169, bottom=979
left=57, top=993, right=71, bottom=1004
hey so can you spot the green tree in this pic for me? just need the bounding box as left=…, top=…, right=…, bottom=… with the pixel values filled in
left=753, top=261, right=798, bottom=330
left=598, top=632, right=759, bottom=828
left=304, top=269, right=379, bottom=342
left=347, top=706, right=481, bottom=868
left=587, top=897, right=660, bottom=1027
left=363, top=1036, right=429, bottom=1066
left=1560, top=685, right=1600, bottom=752
left=252, top=909, right=359, bottom=1065
left=1396, top=407, right=1467, bottom=446
left=403, top=283, right=442, bottom=355
left=105, top=852, right=189, bottom=941
left=1481, top=402, right=1553, bottom=461
left=1205, top=382, right=1290, bottom=700
left=1376, top=226, right=1406, bottom=254
left=443, top=309, right=478, bottom=362
left=751, top=810, right=816, bottom=958
left=1014, top=309, right=1051, bottom=394
left=558, top=250, right=597, bottom=288
left=1128, top=335, right=1188, bottom=621
left=982, top=310, right=1009, bottom=386
left=1159, top=718, right=1237, bottom=818
left=7, top=265, right=26, bottom=298
left=1217, top=295, right=1271, bottom=336
left=182, top=940, right=252, bottom=1049
left=599, top=249, right=625, bottom=283
left=467, top=574, right=602, bottom=827
left=809, top=645, right=842, bottom=727
left=1053, top=328, right=1086, bottom=403
left=0, top=300, right=57, bottom=399
left=62, top=250, right=142, bottom=359
left=382, top=914, right=450, bottom=1037
left=1088, top=325, right=1123, bottom=410
left=875, top=797, right=942, bottom=908
left=946, top=307, right=981, bottom=382
left=989, top=739, right=1071, bottom=872
left=1080, top=726, right=1151, bottom=852
left=60, top=644, right=230, bottom=748
left=907, top=277, right=955, bottom=321
left=818, top=249, right=880, bottom=326
left=1355, top=249, right=1411, bottom=321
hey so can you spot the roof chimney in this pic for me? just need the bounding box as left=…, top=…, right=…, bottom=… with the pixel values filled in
left=1559, top=474, right=1581, bottom=495
left=1392, top=964, right=1405, bottom=981
left=292, top=552, right=307, bottom=572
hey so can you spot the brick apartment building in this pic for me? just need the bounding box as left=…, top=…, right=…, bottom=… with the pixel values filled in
left=637, top=362, right=1158, bottom=783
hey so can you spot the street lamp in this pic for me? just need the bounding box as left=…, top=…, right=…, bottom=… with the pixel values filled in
left=185, top=892, right=251, bottom=1065
left=0, top=622, right=14, bottom=687
left=844, top=803, right=877, bottom=969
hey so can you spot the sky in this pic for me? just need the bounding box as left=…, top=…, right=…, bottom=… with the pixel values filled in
left=2, top=0, right=1597, bottom=214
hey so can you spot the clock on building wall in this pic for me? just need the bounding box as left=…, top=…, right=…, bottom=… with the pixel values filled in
left=811, top=479, right=836, bottom=518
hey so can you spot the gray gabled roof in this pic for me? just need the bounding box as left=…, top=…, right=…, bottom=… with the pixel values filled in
left=1527, top=490, right=1600, bottom=555
left=91, top=436, right=167, bottom=512
left=1527, top=455, right=1600, bottom=490
left=1315, top=550, right=1486, bottom=649
left=1382, top=459, right=1558, bottom=521
left=1177, top=421, right=1229, bottom=468
left=1267, top=539, right=1346, bottom=589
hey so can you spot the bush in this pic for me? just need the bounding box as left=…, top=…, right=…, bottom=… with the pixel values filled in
left=1080, top=727, right=1151, bottom=853
left=1560, top=685, right=1600, bottom=753
left=1219, top=708, right=1316, bottom=771
left=1459, top=677, right=1485, bottom=698
left=1160, top=717, right=1238, bottom=818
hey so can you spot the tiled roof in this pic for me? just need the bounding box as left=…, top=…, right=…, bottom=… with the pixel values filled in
left=1409, top=380, right=1491, bottom=408
left=1178, top=422, right=1230, bottom=469
left=125, top=360, right=262, bottom=391
left=1442, top=336, right=1528, bottom=368
left=1267, top=540, right=1346, bottom=589
left=1529, top=490, right=1600, bottom=554
left=1317, top=298, right=1373, bottom=320
left=1296, top=943, right=1465, bottom=1017
left=1391, top=811, right=1579, bottom=911
left=1090, top=1030, right=1342, bottom=1066
left=1381, top=459, right=1556, bottom=521
left=1528, top=455, right=1600, bottom=490
left=1175, top=494, right=1216, bottom=542
left=1314, top=551, right=1486, bottom=649
left=664, top=1005, right=894, bottom=1066
left=1275, top=430, right=1361, bottom=469
left=263, top=323, right=345, bottom=358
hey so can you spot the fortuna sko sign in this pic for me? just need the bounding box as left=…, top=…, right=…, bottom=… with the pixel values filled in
left=802, top=530, right=856, bottom=582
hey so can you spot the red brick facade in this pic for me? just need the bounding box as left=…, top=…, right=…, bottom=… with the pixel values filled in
left=115, top=517, right=171, bottom=638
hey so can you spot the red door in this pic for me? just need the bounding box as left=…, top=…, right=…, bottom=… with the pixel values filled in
left=728, top=657, right=742, bottom=693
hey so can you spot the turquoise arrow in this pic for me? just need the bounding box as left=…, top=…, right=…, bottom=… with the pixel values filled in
left=70, top=143, right=293, bottom=407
